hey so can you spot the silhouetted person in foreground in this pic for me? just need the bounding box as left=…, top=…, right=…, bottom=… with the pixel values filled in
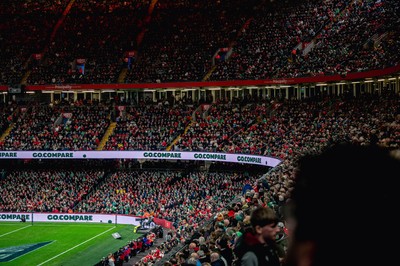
left=283, top=143, right=400, bottom=266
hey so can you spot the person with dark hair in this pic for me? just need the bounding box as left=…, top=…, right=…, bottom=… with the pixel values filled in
left=216, top=234, right=234, bottom=266
left=283, top=143, right=400, bottom=266
left=234, top=206, right=281, bottom=266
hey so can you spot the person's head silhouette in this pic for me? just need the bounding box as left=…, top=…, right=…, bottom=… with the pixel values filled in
left=284, top=143, right=400, bottom=266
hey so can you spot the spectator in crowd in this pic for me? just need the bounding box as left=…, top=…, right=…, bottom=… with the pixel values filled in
left=234, top=206, right=281, bottom=266
left=107, top=253, right=115, bottom=266
left=216, top=235, right=234, bottom=266
left=210, top=251, right=227, bottom=266
left=283, top=143, right=400, bottom=266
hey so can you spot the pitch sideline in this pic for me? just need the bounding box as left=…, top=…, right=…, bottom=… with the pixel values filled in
left=0, top=224, right=31, bottom=238
left=37, top=226, right=116, bottom=266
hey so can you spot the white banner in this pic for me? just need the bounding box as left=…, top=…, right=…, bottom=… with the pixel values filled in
left=0, top=212, right=141, bottom=225
left=0, top=151, right=281, bottom=167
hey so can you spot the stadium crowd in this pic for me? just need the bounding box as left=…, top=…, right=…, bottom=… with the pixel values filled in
left=1, top=91, right=399, bottom=265
left=0, top=0, right=398, bottom=86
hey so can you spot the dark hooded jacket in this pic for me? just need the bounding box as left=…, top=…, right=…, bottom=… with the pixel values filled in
left=233, top=231, right=280, bottom=266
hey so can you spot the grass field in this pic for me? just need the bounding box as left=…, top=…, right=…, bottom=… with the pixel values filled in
left=0, top=222, right=140, bottom=266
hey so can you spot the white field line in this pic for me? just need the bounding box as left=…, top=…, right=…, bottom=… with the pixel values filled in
left=37, top=226, right=116, bottom=266
left=30, top=224, right=114, bottom=227
left=0, top=224, right=31, bottom=238
left=0, top=222, right=115, bottom=228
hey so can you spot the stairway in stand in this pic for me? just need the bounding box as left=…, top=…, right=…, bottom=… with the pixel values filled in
left=117, top=68, right=128, bottom=83
left=0, top=123, right=14, bottom=142
left=97, top=122, right=116, bottom=150
left=166, top=121, right=193, bottom=151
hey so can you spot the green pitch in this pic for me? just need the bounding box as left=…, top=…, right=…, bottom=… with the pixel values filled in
left=0, top=222, right=140, bottom=266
